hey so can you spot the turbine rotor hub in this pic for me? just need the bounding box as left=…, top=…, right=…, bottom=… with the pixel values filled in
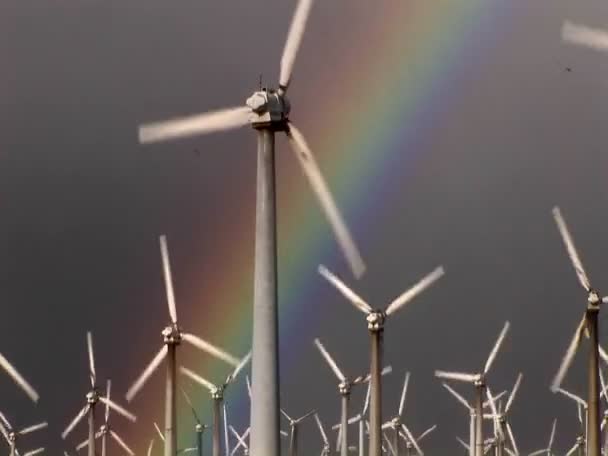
left=196, top=423, right=204, bottom=433
left=8, top=432, right=16, bottom=442
left=366, top=311, right=385, bottom=332
left=100, top=424, right=109, bottom=434
left=212, top=387, right=224, bottom=401
left=338, top=381, right=351, bottom=395
left=87, top=389, right=100, bottom=404
left=162, top=325, right=182, bottom=345
left=246, top=89, right=290, bottom=129
left=474, top=375, right=485, bottom=387
left=588, top=289, right=601, bottom=307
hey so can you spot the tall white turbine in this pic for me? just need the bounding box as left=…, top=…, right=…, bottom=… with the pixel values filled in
left=136, top=2, right=366, bottom=454
left=125, top=235, right=242, bottom=456
left=319, top=264, right=444, bottom=456
left=62, top=332, right=136, bottom=456
left=399, top=425, right=436, bottom=456
left=314, top=414, right=331, bottom=456
left=181, top=388, right=209, bottom=456
left=0, top=410, right=47, bottom=456
left=550, top=207, right=608, bottom=456
left=381, top=372, right=417, bottom=456
left=180, top=352, right=251, bottom=456
left=435, top=321, right=510, bottom=456
left=74, top=380, right=135, bottom=456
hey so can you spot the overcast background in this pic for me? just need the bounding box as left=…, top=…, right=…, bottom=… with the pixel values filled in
left=1, top=0, right=608, bottom=454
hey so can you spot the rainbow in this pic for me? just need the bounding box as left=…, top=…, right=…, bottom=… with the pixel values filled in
left=126, top=0, right=511, bottom=452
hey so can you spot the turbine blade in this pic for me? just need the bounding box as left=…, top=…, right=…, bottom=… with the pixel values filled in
left=230, top=426, right=248, bottom=450
left=314, top=413, right=329, bottom=446
left=138, top=106, right=251, bottom=144
left=562, top=21, right=608, bottom=53
left=434, top=370, right=477, bottom=383
left=181, top=367, right=218, bottom=393
left=18, top=422, right=48, bottom=435
left=182, top=333, right=240, bottom=367
left=105, top=379, right=111, bottom=423
left=599, top=345, right=608, bottom=365
left=313, top=339, right=346, bottom=382
left=180, top=387, right=201, bottom=424
left=280, top=409, right=293, bottom=422
left=401, top=423, right=423, bottom=456
left=548, top=418, right=557, bottom=450
left=110, top=430, right=135, bottom=456
left=506, top=422, right=518, bottom=456
left=0, top=351, right=40, bottom=403
left=416, top=425, right=437, bottom=442
left=442, top=383, right=473, bottom=411
left=62, top=405, right=89, bottom=439
left=528, top=451, right=545, bottom=456
left=286, top=124, right=366, bottom=278
left=280, top=430, right=289, bottom=438
left=347, top=414, right=362, bottom=425
left=99, top=397, right=137, bottom=422
left=484, top=390, right=507, bottom=408
left=385, top=267, right=445, bottom=316
left=159, top=235, right=178, bottom=324
left=362, top=382, right=371, bottom=415
left=296, top=410, right=316, bottom=424
left=483, top=321, right=510, bottom=374
left=154, top=423, right=165, bottom=442
left=556, top=387, right=587, bottom=408
left=0, top=410, right=11, bottom=431
left=505, top=373, right=523, bottom=413
left=456, top=437, right=470, bottom=451
left=223, top=403, right=230, bottom=456
left=398, top=372, right=410, bottom=417
left=147, top=439, right=155, bottom=456
left=0, top=421, right=9, bottom=445
left=552, top=207, right=591, bottom=291
left=383, top=434, right=396, bottom=456
left=23, top=448, right=44, bottom=456
left=246, top=375, right=252, bottom=398
left=126, top=345, right=168, bottom=402
left=318, top=265, right=371, bottom=313
left=86, top=331, right=96, bottom=388
left=76, top=438, right=89, bottom=451
left=279, top=0, right=314, bottom=91
left=566, top=442, right=578, bottom=456
left=485, top=386, right=503, bottom=440
left=224, top=351, right=252, bottom=386
left=551, top=314, right=586, bottom=391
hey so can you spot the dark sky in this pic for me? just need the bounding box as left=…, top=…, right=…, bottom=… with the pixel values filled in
left=1, top=0, right=608, bottom=454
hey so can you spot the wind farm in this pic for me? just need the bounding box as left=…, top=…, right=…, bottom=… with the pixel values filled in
left=1, top=0, right=608, bottom=455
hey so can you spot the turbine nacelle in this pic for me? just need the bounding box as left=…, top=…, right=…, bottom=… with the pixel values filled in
left=100, top=424, right=109, bottom=435
left=474, top=375, right=485, bottom=388
left=86, top=389, right=100, bottom=405
left=588, top=289, right=601, bottom=307
left=211, top=386, right=224, bottom=401
left=366, top=311, right=385, bottom=332
left=195, top=424, right=207, bottom=433
left=338, top=381, right=351, bottom=396
left=162, top=325, right=182, bottom=345
left=246, top=90, right=290, bottom=128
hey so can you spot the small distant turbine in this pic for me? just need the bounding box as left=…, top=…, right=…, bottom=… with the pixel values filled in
left=314, top=414, right=331, bottom=456
left=562, top=21, right=608, bottom=53
left=528, top=419, right=557, bottom=456
left=399, top=425, right=436, bottom=456
left=550, top=207, right=607, bottom=456
left=281, top=409, right=316, bottom=456
left=125, top=235, right=241, bottom=456
left=485, top=374, right=523, bottom=456
left=0, top=410, right=47, bottom=456
left=435, top=321, right=510, bottom=456
left=315, top=338, right=391, bottom=456
left=319, top=264, right=444, bottom=456
left=180, top=352, right=251, bottom=456
left=332, top=382, right=372, bottom=456
left=74, top=380, right=135, bottom=456
left=181, top=388, right=209, bottom=456
left=381, top=372, right=421, bottom=456
left=441, top=383, right=507, bottom=456
left=62, top=332, right=136, bottom=456
left=229, top=427, right=250, bottom=456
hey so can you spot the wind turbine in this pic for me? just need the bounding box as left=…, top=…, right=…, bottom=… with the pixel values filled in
left=180, top=352, right=251, bottom=456
left=528, top=419, right=557, bottom=456
left=319, top=264, right=444, bottom=456
left=485, top=374, right=523, bottom=456
left=181, top=388, right=209, bottom=456
left=332, top=383, right=372, bottom=456
left=441, top=383, right=507, bottom=456
left=399, top=425, right=436, bottom=456
left=280, top=409, right=315, bottom=456
left=229, top=427, right=250, bottom=456
left=137, top=1, right=366, bottom=454
left=0, top=410, right=47, bottom=456
left=74, top=380, right=135, bottom=456
left=381, top=372, right=417, bottom=456
left=435, top=320, right=510, bottom=456
left=562, top=21, right=608, bottom=53
left=550, top=207, right=608, bottom=456
left=125, top=235, right=241, bottom=456
left=314, top=338, right=391, bottom=456
left=62, top=332, right=136, bottom=456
